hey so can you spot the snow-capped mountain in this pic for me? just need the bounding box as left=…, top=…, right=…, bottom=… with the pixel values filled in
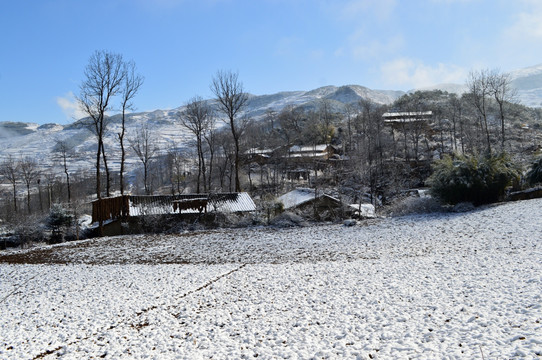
left=410, top=64, right=542, bottom=107
left=2, top=63, right=542, bottom=177
left=0, top=85, right=404, bottom=175
left=509, top=63, right=542, bottom=108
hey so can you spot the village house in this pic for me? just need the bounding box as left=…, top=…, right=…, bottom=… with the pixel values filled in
left=92, top=193, right=256, bottom=224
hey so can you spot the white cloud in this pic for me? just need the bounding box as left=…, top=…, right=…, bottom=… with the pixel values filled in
left=380, top=58, right=468, bottom=89
left=498, top=0, right=542, bottom=68
left=56, top=92, right=86, bottom=121
left=504, top=1, right=542, bottom=40
left=328, top=1, right=402, bottom=61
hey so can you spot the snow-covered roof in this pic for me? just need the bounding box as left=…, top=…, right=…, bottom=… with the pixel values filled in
left=245, top=148, right=274, bottom=155
left=382, top=111, right=432, bottom=125
left=277, top=188, right=341, bottom=210
left=94, top=193, right=256, bottom=221
left=207, top=192, right=256, bottom=212
left=289, top=144, right=330, bottom=153
left=382, top=111, right=433, bottom=118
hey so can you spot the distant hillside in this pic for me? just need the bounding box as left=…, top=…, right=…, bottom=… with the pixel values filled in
left=411, top=64, right=542, bottom=108
left=509, top=64, right=542, bottom=108
left=3, top=62, right=542, bottom=177
left=0, top=85, right=404, bottom=175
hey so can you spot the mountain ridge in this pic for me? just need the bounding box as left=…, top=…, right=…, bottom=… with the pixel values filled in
left=2, top=62, right=542, bottom=175
left=0, top=84, right=405, bottom=176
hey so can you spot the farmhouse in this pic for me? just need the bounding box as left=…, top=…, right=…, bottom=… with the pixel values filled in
left=92, top=193, right=256, bottom=224
left=382, top=111, right=433, bottom=125
left=287, top=144, right=340, bottom=161
left=276, top=188, right=349, bottom=218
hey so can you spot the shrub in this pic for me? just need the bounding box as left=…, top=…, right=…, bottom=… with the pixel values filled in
left=383, top=195, right=444, bottom=217
left=428, top=153, right=520, bottom=205
left=526, top=157, right=542, bottom=186
left=14, top=215, right=46, bottom=247
left=47, top=204, right=74, bottom=243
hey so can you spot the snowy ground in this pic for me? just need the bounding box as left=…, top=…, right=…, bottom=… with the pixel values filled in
left=1, top=199, right=541, bottom=359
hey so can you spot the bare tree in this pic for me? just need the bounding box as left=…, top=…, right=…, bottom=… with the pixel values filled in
left=119, top=61, right=144, bottom=195
left=356, top=99, right=388, bottom=207
left=54, top=140, right=74, bottom=203
left=130, top=125, right=159, bottom=195
left=204, top=124, right=217, bottom=191
left=210, top=70, right=249, bottom=192
left=343, top=103, right=356, bottom=152
left=0, top=155, right=19, bottom=213
left=42, top=171, right=58, bottom=209
left=179, top=96, right=213, bottom=193
left=317, top=99, right=336, bottom=145
left=77, top=50, right=127, bottom=199
left=277, top=105, right=304, bottom=147
left=19, top=157, right=40, bottom=214
left=467, top=69, right=492, bottom=153
left=167, top=146, right=188, bottom=195
left=489, top=70, right=516, bottom=151
left=445, top=94, right=465, bottom=153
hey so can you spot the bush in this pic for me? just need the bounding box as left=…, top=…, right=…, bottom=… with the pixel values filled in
left=47, top=204, right=74, bottom=243
left=13, top=215, right=46, bottom=247
left=383, top=195, right=444, bottom=217
left=526, top=157, right=542, bottom=186
left=428, top=153, right=520, bottom=205
left=269, top=211, right=306, bottom=227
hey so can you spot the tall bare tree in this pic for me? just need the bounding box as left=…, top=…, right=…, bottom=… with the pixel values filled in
left=467, top=69, right=492, bottom=153
left=179, top=96, right=213, bottom=193
left=277, top=105, right=304, bottom=147
left=119, top=61, right=144, bottom=195
left=19, top=157, right=40, bottom=214
left=77, top=50, right=126, bottom=199
left=489, top=70, right=516, bottom=150
left=204, top=124, right=217, bottom=191
left=54, top=140, right=74, bottom=203
left=210, top=70, right=249, bottom=192
left=356, top=99, right=388, bottom=207
left=445, top=94, right=465, bottom=153
left=167, top=145, right=188, bottom=195
left=317, top=99, right=336, bottom=145
left=0, top=155, right=19, bottom=213
left=130, top=125, right=159, bottom=195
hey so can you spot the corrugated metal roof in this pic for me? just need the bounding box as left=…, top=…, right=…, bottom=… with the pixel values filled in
left=128, top=193, right=256, bottom=216
left=209, top=192, right=256, bottom=212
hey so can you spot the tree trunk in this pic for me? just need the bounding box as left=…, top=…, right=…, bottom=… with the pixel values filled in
left=26, top=184, right=31, bottom=214
left=119, top=130, right=126, bottom=195
left=96, top=137, right=103, bottom=199
left=12, top=183, right=17, bottom=214
left=233, top=135, right=241, bottom=192
left=144, top=161, right=149, bottom=195
left=64, top=157, right=71, bottom=203
left=101, top=141, right=111, bottom=197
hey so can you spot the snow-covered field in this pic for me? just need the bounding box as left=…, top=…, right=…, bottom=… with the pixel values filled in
left=1, top=199, right=541, bottom=359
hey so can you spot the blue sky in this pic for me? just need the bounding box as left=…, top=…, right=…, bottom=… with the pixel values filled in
left=1, top=0, right=541, bottom=125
